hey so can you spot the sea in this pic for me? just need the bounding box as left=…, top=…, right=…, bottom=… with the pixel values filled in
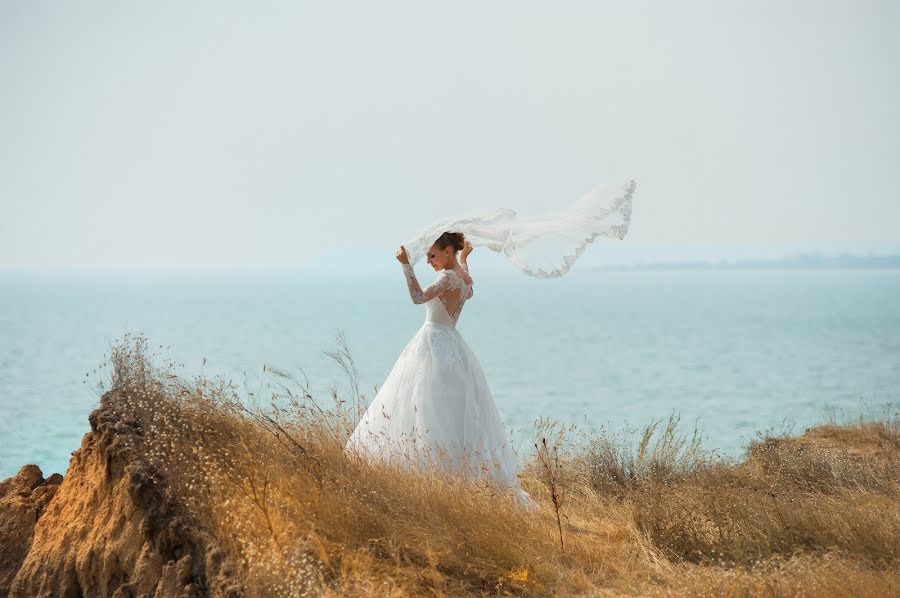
left=1, top=266, right=898, bottom=480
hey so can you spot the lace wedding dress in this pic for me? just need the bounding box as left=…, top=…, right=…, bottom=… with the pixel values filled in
left=344, top=262, right=539, bottom=511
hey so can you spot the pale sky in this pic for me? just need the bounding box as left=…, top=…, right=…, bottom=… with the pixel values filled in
left=1, top=1, right=898, bottom=268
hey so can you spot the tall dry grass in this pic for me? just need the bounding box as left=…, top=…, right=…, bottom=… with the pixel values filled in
left=91, top=333, right=900, bottom=596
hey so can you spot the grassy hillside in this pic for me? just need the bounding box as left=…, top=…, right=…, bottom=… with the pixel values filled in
left=91, top=333, right=899, bottom=596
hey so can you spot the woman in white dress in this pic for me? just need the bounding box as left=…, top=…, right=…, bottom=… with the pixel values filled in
left=344, top=231, right=539, bottom=511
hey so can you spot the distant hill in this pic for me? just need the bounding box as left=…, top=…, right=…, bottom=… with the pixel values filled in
left=299, top=246, right=900, bottom=274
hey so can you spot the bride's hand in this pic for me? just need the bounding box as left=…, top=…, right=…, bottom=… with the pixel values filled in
left=461, top=240, right=473, bottom=258
left=396, top=245, right=410, bottom=264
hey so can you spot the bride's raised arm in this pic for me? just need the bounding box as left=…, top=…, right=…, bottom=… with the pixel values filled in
left=460, top=239, right=472, bottom=273
left=400, top=263, right=451, bottom=305
left=460, top=239, right=473, bottom=298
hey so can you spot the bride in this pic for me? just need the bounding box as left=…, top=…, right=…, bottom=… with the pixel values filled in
left=343, top=231, right=540, bottom=511
left=343, top=179, right=635, bottom=511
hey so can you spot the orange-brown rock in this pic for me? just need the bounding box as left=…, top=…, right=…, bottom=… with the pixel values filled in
left=0, top=465, right=63, bottom=597
left=0, top=395, right=243, bottom=597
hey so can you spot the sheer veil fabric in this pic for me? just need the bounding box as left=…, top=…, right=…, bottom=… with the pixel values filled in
left=403, top=179, right=635, bottom=278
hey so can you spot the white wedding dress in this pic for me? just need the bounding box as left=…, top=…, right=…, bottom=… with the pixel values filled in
left=344, top=262, right=539, bottom=511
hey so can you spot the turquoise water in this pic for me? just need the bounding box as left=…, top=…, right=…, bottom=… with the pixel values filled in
left=1, top=268, right=898, bottom=479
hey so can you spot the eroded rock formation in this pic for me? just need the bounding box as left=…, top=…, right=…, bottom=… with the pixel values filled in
left=0, top=393, right=243, bottom=598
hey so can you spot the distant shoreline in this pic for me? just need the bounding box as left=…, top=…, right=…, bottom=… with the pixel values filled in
left=586, top=254, right=900, bottom=271
left=2, top=253, right=899, bottom=274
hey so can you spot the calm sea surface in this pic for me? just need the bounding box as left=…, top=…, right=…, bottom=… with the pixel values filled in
left=1, top=268, right=898, bottom=479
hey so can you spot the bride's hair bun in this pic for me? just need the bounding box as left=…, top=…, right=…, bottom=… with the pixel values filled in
left=435, top=231, right=465, bottom=252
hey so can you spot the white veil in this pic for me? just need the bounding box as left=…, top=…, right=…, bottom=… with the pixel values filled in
left=403, top=179, right=635, bottom=278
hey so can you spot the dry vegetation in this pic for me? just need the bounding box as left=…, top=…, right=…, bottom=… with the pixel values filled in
left=92, top=333, right=900, bottom=596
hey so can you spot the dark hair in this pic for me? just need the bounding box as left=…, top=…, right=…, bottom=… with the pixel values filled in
left=433, top=231, right=465, bottom=252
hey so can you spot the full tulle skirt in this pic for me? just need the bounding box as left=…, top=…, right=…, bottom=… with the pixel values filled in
left=344, top=321, right=538, bottom=511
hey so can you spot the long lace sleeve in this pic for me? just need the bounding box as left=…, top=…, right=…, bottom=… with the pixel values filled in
left=401, top=263, right=451, bottom=304
left=460, top=261, right=473, bottom=299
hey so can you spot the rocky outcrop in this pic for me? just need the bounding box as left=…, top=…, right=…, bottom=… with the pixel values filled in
left=0, top=465, right=63, bottom=597
left=0, top=392, right=243, bottom=597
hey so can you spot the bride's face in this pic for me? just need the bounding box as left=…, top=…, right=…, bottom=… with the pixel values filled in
left=425, top=243, right=453, bottom=270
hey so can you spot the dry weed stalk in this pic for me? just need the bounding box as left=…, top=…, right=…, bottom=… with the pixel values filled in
left=536, top=437, right=564, bottom=553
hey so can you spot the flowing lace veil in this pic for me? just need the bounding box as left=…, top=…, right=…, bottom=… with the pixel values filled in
left=403, top=179, right=635, bottom=278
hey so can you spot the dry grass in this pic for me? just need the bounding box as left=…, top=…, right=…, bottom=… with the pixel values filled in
left=91, top=333, right=900, bottom=596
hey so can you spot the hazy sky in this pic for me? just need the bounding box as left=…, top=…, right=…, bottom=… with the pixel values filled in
left=2, top=1, right=898, bottom=268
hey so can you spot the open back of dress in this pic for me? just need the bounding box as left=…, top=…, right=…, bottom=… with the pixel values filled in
left=401, top=266, right=474, bottom=327
left=428, top=270, right=472, bottom=326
